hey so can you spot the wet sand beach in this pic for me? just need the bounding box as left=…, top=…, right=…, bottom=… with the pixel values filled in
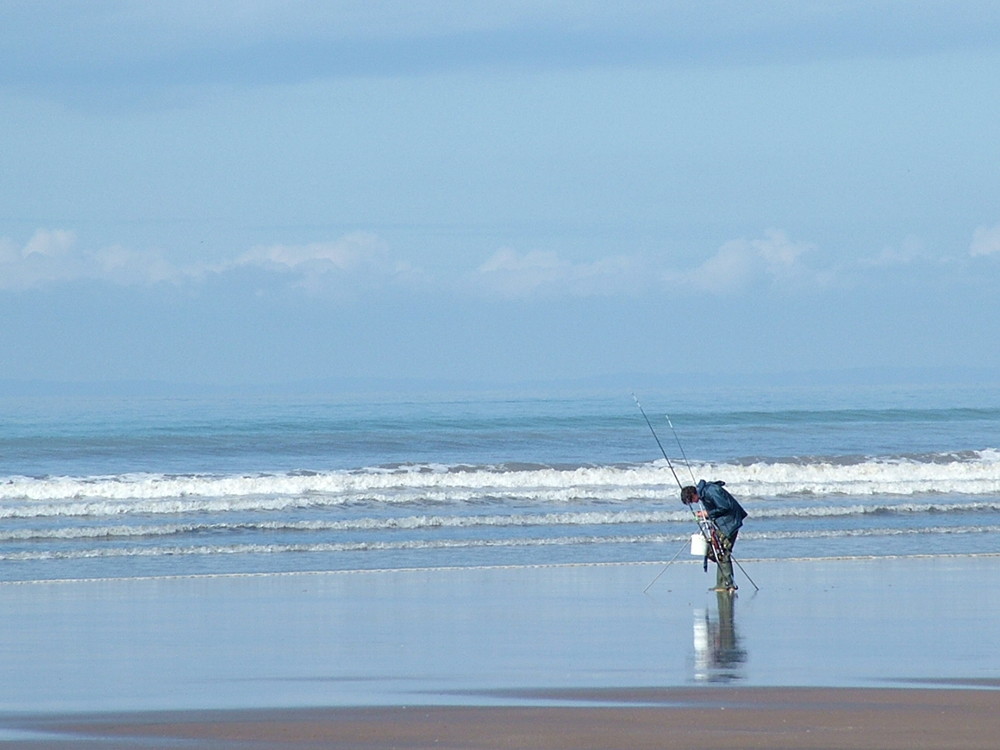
left=15, top=685, right=1000, bottom=749
left=2, top=556, right=998, bottom=747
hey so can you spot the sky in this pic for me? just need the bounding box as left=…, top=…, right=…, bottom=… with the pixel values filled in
left=2, top=1, right=1000, bottom=390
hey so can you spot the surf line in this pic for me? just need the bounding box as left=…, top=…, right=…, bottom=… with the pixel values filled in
left=632, top=394, right=759, bottom=593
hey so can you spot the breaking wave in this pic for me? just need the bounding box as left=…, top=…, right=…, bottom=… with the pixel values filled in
left=1, top=449, right=998, bottom=520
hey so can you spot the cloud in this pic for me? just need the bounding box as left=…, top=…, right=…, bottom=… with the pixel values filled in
left=92, top=245, right=179, bottom=285
left=234, top=232, right=390, bottom=273
left=665, top=230, right=820, bottom=293
left=7, top=2, right=1000, bottom=107
left=970, top=223, right=1000, bottom=257
left=0, top=229, right=186, bottom=289
left=225, top=232, right=427, bottom=296
left=0, top=229, right=423, bottom=294
left=22, top=228, right=76, bottom=258
left=0, top=229, right=83, bottom=287
left=851, top=236, right=930, bottom=270
left=475, top=248, right=639, bottom=297
left=0, top=224, right=984, bottom=303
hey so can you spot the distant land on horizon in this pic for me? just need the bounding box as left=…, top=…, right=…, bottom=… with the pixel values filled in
left=2, top=366, right=999, bottom=398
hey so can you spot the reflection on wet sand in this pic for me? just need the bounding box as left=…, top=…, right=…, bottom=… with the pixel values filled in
left=693, top=591, right=747, bottom=682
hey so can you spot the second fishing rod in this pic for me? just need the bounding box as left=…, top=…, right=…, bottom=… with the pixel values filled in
left=633, top=394, right=758, bottom=592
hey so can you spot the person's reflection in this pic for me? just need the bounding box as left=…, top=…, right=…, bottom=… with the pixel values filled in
left=693, top=591, right=747, bottom=682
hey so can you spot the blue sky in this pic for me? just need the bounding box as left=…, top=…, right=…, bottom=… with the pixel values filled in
left=2, top=2, right=999, bottom=388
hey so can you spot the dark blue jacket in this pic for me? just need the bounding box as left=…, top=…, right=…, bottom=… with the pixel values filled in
left=697, top=479, right=747, bottom=540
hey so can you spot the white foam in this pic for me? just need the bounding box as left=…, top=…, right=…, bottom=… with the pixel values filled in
left=4, top=523, right=998, bottom=563
left=1, top=450, right=998, bottom=519
left=0, top=510, right=689, bottom=542
left=0, top=532, right=680, bottom=562
left=2, top=500, right=999, bottom=544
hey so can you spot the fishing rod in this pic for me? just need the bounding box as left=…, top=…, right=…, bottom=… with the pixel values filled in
left=633, top=394, right=722, bottom=557
left=633, top=394, right=759, bottom=592
left=634, top=394, right=726, bottom=585
left=665, top=412, right=697, bottom=486
left=641, top=539, right=687, bottom=594
left=664, top=412, right=760, bottom=592
left=631, top=394, right=683, bottom=490
left=729, top=542, right=759, bottom=591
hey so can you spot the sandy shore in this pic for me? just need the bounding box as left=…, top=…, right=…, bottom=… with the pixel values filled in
left=12, top=685, right=1000, bottom=749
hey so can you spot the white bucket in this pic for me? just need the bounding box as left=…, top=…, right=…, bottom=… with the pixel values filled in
left=690, top=533, right=707, bottom=556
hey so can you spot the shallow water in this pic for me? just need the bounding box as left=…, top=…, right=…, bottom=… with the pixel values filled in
left=0, top=556, right=997, bottom=714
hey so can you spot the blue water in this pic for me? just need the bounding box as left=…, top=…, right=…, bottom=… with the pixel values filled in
left=1, top=383, right=999, bottom=582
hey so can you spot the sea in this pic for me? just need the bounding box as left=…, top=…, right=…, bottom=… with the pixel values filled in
left=1, top=382, right=999, bottom=583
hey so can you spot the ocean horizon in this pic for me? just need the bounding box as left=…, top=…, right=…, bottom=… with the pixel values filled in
left=3, top=364, right=1000, bottom=398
